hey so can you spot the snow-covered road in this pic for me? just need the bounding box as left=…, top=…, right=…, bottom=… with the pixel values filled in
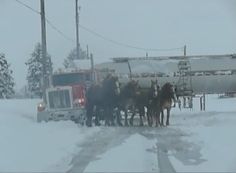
left=69, top=127, right=159, bottom=172
left=1, top=95, right=236, bottom=172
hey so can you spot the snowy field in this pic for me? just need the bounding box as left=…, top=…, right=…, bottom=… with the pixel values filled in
left=170, top=95, right=236, bottom=172
left=0, top=99, right=100, bottom=172
left=0, top=95, right=236, bottom=172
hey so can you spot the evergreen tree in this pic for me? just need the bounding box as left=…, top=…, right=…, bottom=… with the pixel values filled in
left=0, top=53, right=15, bottom=98
left=63, top=47, right=88, bottom=68
left=25, top=43, right=52, bottom=97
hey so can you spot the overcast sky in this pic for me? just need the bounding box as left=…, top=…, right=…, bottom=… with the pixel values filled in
left=0, top=0, right=236, bottom=90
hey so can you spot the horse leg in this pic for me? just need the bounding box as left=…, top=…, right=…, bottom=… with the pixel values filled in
left=104, top=108, right=110, bottom=126
left=124, top=109, right=129, bottom=126
left=86, top=104, right=93, bottom=127
left=139, top=108, right=144, bottom=126
left=147, top=109, right=152, bottom=127
left=116, top=108, right=123, bottom=126
left=161, top=109, right=164, bottom=126
left=110, top=108, right=115, bottom=126
left=150, top=110, right=154, bottom=127
left=129, top=111, right=135, bottom=126
left=166, top=108, right=170, bottom=126
left=149, top=107, right=155, bottom=127
left=157, top=109, right=161, bottom=127
left=155, top=109, right=159, bottom=127
left=94, top=106, right=101, bottom=126
left=139, top=115, right=144, bottom=126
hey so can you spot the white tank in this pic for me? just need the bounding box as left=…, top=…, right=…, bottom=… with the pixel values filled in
left=95, top=55, right=236, bottom=94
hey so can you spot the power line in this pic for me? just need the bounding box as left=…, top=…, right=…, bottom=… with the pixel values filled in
left=13, top=0, right=184, bottom=52
left=79, top=24, right=184, bottom=52
left=14, top=0, right=74, bottom=43
left=45, top=19, right=74, bottom=42
left=14, top=0, right=40, bottom=14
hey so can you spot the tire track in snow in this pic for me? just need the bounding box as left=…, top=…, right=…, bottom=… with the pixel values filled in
left=140, top=128, right=176, bottom=173
left=67, top=127, right=138, bottom=173
left=158, top=149, right=176, bottom=173
left=140, top=126, right=203, bottom=173
left=68, top=126, right=198, bottom=173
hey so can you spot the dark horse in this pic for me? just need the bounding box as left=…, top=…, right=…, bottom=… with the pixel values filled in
left=118, top=80, right=140, bottom=126
left=159, top=82, right=176, bottom=126
left=85, top=75, right=120, bottom=127
left=129, top=80, right=159, bottom=126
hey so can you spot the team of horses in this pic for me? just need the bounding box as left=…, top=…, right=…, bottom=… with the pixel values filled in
left=85, top=74, right=177, bottom=127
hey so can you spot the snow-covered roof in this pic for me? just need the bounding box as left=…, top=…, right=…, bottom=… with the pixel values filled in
left=112, top=54, right=236, bottom=62
left=73, top=59, right=91, bottom=70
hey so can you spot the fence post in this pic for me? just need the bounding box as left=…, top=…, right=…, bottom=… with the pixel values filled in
left=200, top=96, right=202, bottom=111
left=203, top=93, right=206, bottom=111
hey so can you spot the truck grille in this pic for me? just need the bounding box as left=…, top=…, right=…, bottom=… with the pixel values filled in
left=48, top=89, right=71, bottom=109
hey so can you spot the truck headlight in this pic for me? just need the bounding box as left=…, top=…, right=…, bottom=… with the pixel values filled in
left=73, top=98, right=85, bottom=107
left=78, top=98, right=84, bottom=104
left=37, top=102, right=46, bottom=112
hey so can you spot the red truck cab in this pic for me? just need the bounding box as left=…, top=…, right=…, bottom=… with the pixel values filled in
left=37, top=69, right=93, bottom=123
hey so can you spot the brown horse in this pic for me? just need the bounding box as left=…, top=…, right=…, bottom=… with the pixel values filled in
left=147, top=79, right=161, bottom=127
left=159, top=82, right=176, bottom=126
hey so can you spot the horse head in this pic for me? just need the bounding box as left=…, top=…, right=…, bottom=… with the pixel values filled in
left=113, top=76, right=121, bottom=96
left=123, top=80, right=140, bottom=98
left=151, top=79, right=160, bottom=98
left=161, top=82, right=175, bottom=99
left=103, top=75, right=121, bottom=96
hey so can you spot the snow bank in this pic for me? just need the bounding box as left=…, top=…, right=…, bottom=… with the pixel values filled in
left=0, top=99, right=100, bottom=172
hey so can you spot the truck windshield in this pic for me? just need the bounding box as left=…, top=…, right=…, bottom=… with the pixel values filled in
left=52, top=73, right=91, bottom=86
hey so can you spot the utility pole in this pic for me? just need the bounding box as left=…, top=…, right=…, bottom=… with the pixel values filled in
left=75, top=0, right=80, bottom=59
left=40, top=0, right=47, bottom=103
left=86, top=45, right=89, bottom=59
left=184, top=45, right=187, bottom=56
left=90, top=53, right=95, bottom=82
left=127, top=61, right=132, bottom=80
